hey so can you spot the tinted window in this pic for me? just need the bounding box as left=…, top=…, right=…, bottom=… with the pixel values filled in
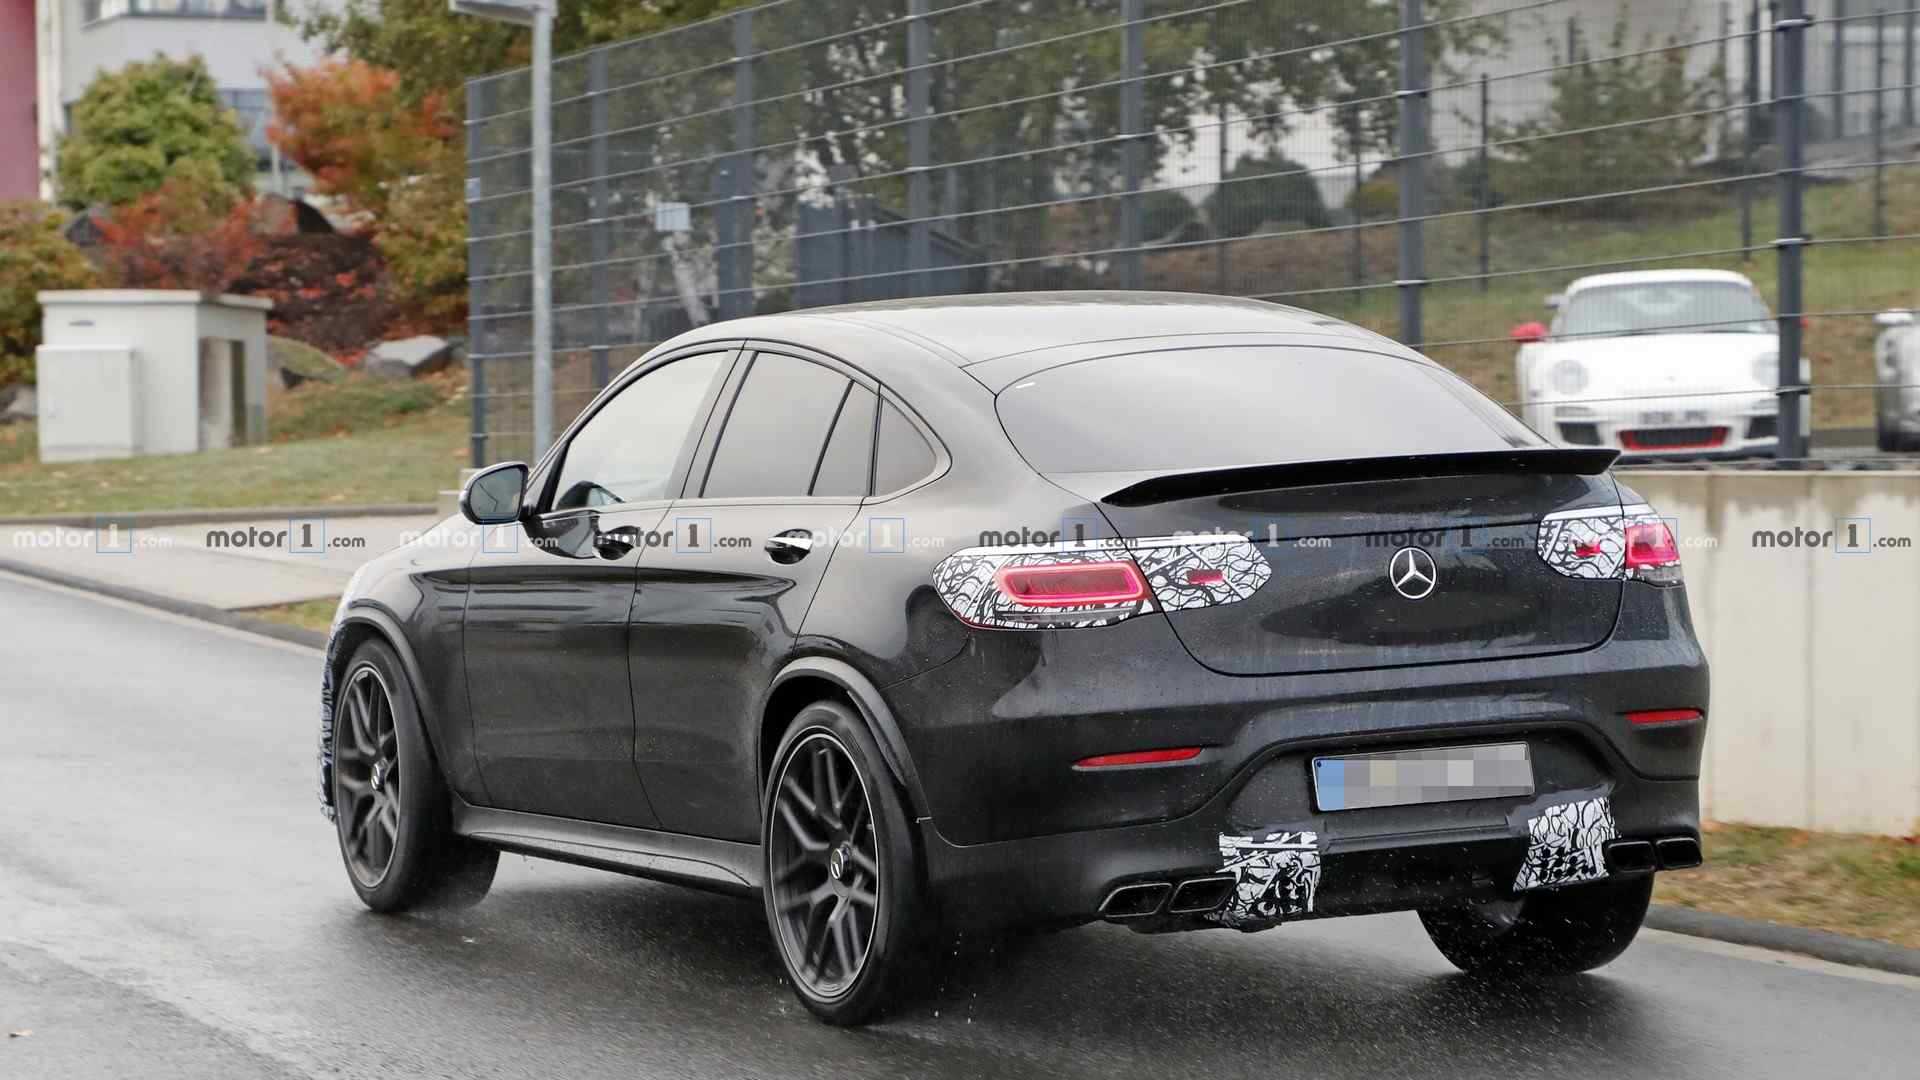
left=551, top=351, right=727, bottom=510
left=873, top=400, right=936, bottom=494
left=703, top=353, right=850, bottom=498
left=995, top=346, right=1543, bottom=476
left=811, top=384, right=876, bottom=497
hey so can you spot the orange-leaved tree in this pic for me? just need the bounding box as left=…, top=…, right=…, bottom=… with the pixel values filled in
left=266, top=58, right=467, bottom=326
left=93, top=160, right=262, bottom=294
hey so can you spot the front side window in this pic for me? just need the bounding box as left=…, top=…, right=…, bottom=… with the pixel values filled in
left=550, top=351, right=728, bottom=511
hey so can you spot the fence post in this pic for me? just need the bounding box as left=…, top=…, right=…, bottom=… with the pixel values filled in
left=1776, top=0, right=1810, bottom=463
left=719, top=10, right=756, bottom=320
left=465, top=80, right=487, bottom=469
left=1397, top=0, right=1428, bottom=348
left=589, top=49, right=611, bottom=391
left=907, top=0, right=931, bottom=297
left=1875, top=8, right=1887, bottom=237
left=1477, top=72, right=1489, bottom=292
left=1119, top=0, right=1144, bottom=289
left=1904, top=4, right=1915, bottom=127
left=1214, top=9, right=1229, bottom=295
left=1742, top=0, right=1760, bottom=260
left=1833, top=0, right=1847, bottom=136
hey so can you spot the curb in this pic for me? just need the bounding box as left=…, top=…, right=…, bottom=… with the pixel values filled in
left=6, top=554, right=1920, bottom=980
left=0, top=557, right=328, bottom=651
left=1647, top=904, right=1920, bottom=978
left=0, top=504, right=439, bottom=529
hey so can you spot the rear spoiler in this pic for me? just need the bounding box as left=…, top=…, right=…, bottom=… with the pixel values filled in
left=1100, top=448, right=1620, bottom=507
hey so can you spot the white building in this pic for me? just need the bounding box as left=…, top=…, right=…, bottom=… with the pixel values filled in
left=27, top=0, right=337, bottom=202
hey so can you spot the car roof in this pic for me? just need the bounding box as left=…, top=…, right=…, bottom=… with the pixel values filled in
left=749, top=290, right=1390, bottom=367
left=1565, top=269, right=1756, bottom=293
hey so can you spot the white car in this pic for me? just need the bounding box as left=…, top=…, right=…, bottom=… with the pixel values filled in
left=1511, top=269, right=1803, bottom=460
left=1873, top=308, right=1920, bottom=451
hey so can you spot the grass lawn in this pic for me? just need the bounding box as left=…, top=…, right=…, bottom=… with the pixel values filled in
left=1655, top=823, right=1920, bottom=950
left=0, top=372, right=467, bottom=516
left=241, top=597, right=341, bottom=635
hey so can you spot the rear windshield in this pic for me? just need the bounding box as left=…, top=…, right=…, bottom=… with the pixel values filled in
left=995, top=346, right=1544, bottom=476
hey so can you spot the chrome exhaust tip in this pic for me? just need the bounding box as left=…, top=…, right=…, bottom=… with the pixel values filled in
left=1099, top=881, right=1172, bottom=920
left=1604, top=838, right=1658, bottom=874
left=1655, top=836, right=1703, bottom=870
left=1166, top=875, right=1235, bottom=914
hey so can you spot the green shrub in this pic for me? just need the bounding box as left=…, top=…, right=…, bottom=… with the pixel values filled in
left=1203, top=152, right=1331, bottom=238
left=0, top=202, right=100, bottom=386
left=57, top=55, right=256, bottom=210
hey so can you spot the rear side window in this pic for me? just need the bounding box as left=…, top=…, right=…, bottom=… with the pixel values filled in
left=874, top=400, right=936, bottom=494
left=703, top=353, right=849, bottom=498
left=811, top=384, right=876, bottom=497
left=995, top=346, right=1543, bottom=476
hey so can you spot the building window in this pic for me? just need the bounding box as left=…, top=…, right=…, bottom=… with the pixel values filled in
left=84, top=0, right=268, bottom=24
left=216, top=89, right=273, bottom=162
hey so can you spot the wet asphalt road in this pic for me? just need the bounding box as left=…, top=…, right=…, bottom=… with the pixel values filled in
left=2, top=571, right=1916, bottom=1080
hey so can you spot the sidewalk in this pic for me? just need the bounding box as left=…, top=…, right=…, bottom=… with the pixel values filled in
left=0, top=513, right=441, bottom=610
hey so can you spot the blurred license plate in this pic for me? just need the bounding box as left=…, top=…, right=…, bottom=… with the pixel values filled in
left=1312, top=743, right=1534, bottom=812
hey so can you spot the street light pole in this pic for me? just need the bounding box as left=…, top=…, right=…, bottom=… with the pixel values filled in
left=451, top=0, right=555, bottom=459
left=529, top=6, right=553, bottom=458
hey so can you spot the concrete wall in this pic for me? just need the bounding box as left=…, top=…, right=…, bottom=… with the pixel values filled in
left=1627, top=470, right=1920, bottom=836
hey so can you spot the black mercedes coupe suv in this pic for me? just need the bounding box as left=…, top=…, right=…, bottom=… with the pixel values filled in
left=319, top=292, right=1707, bottom=1024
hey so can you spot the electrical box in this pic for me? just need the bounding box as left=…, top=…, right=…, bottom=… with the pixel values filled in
left=34, top=345, right=140, bottom=463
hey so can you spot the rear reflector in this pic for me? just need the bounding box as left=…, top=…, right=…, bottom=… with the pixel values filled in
left=1627, top=708, right=1703, bottom=727
left=995, top=561, right=1147, bottom=607
left=1075, top=747, right=1203, bottom=769
left=1185, top=567, right=1226, bottom=586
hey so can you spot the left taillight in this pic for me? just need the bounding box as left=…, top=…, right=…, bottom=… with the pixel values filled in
left=994, top=561, right=1146, bottom=607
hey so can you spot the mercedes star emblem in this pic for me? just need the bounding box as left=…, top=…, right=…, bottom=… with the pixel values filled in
left=1388, top=546, right=1437, bottom=600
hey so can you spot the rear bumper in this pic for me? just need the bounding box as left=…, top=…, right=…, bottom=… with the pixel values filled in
left=919, top=728, right=1700, bottom=933
left=889, top=581, right=1707, bottom=931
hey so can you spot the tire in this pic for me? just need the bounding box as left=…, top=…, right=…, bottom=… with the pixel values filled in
left=761, top=700, right=922, bottom=1025
left=331, top=639, right=498, bottom=913
left=1419, top=875, right=1652, bottom=977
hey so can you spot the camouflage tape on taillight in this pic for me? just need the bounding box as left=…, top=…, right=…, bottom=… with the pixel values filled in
left=931, top=533, right=1271, bottom=630
left=1536, top=503, right=1671, bottom=581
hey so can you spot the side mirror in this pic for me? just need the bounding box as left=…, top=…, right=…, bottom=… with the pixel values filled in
left=1544, top=293, right=1566, bottom=311
left=460, top=461, right=529, bottom=526
left=1875, top=309, right=1915, bottom=328
left=1511, top=321, right=1549, bottom=344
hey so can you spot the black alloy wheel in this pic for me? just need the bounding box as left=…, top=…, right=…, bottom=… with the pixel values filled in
left=334, top=664, right=402, bottom=889
left=768, top=730, right=882, bottom=999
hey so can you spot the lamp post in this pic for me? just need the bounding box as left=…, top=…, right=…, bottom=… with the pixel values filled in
left=451, top=0, right=555, bottom=458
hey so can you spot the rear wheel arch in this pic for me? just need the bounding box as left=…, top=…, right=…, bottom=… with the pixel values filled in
left=762, top=658, right=927, bottom=822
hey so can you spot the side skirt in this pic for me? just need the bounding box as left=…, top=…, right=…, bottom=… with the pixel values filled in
left=451, top=798, right=763, bottom=897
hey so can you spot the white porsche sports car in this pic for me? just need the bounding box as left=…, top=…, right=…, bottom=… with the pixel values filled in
left=1511, top=269, right=1802, bottom=459
left=1873, top=308, right=1920, bottom=451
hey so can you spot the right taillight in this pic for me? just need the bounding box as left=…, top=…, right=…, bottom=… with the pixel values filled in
left=1537, top=503, right=1681, bottom=585
left=1624, top=519, right=1681, bottom=582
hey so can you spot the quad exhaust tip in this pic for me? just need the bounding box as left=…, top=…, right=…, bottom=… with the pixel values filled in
left=1167, top=875, right=1235, bottom=914
left=1655, top=836, right=1703, bottom=870
left=1100, top=881, right=1172, bottom=919
left=1604, top=838, right=1658, bottom=874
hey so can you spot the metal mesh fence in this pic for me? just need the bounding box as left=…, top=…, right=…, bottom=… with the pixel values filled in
left=465, top=0, right=1920, bottom=468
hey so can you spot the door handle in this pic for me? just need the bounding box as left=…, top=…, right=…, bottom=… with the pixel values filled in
left=765, top=529, right=814, bottom=564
